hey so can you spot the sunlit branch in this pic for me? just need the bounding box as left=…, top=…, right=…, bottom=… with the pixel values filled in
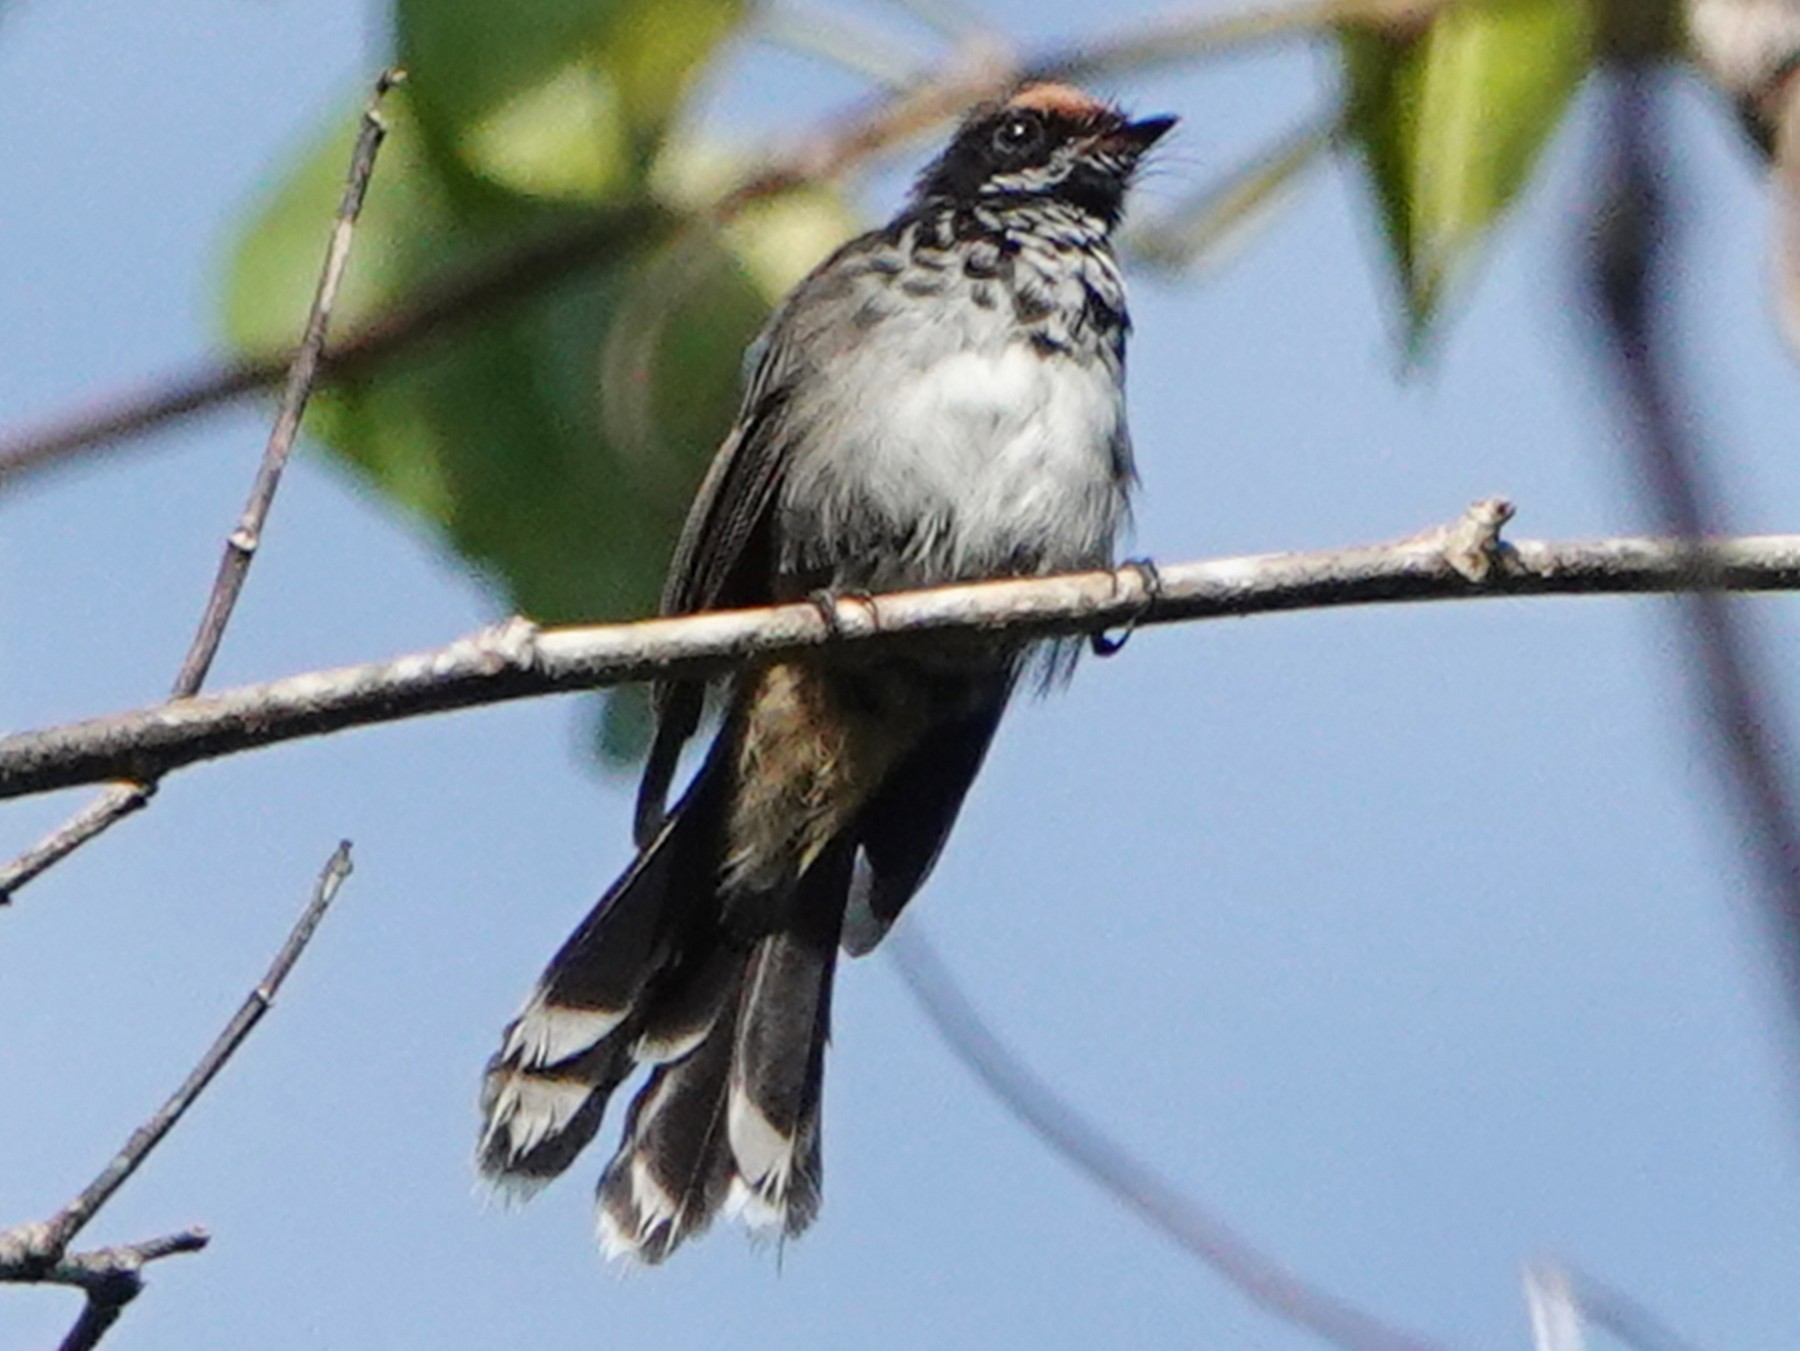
left=7, top=503, right=1800, bottom=809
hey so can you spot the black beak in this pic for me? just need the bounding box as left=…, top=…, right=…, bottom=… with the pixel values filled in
left=1117, top=114, right=1177, bottom=152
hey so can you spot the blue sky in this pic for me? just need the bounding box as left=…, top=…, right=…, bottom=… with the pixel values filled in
left=4, top=3, right=1799, bottom=1349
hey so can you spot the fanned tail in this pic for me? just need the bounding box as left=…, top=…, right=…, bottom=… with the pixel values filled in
left=477, top=749, right=732, bottom=1191
left=596, top=842, right=850, bottom=1262
left=478, top=658, right=1004, bottom=1261
left=479, top=746, right=851, bottom=1263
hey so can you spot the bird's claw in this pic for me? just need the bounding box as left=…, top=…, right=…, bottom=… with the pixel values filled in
left=1091, top=558, right=1161, bottom=657
left=808, top=587, right=878, bottom=639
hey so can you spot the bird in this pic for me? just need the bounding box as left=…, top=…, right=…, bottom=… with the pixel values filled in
left=477, top=81, right=1174, bottom=1264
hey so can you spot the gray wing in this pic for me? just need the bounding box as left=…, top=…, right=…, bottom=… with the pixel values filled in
left=632, top=225, right=902, bottom=844
left=632, top=328, right=802, bottom=846
left=840, top=680, right=1012, bottom=955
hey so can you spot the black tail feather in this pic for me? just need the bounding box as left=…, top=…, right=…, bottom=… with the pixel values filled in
left=726, top=842, right=850, bottom=1233
left=477, top=748, right=730, bottom=1190
left=596, top=990, right=741, bottom=1262
left=477, top=742, right=849, bottom=1258
left=594, top=843, right=850, bottom=1261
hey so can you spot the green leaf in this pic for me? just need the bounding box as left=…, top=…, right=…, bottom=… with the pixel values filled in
left=396, top=0, right=744, bottom=201
left=1341, top=0, right=1595, bottom=347
left=221, top=92, right=796, bottom=624
left=221, top=3, right=860, bottom=767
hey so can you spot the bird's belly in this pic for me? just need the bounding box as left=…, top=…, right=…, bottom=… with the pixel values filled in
left=788, top=341, right=1127, bottom=590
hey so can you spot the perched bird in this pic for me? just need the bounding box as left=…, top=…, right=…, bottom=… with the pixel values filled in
left=478, top=82, right=1174, bottom=1263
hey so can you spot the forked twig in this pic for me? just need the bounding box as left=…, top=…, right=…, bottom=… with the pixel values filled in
left=0, top=70, right=399, bottom=906
left=0, top=842, right=355, bottom=1349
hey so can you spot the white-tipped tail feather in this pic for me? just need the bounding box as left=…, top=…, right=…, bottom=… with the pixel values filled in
left=585, top=928, right=832, bottom=1264
left=726, top=1089, right=798, bottom=1218
left=476, top=661, right=994, bottom=1264
left=503, top=1001, right=626, bottom=1069
left=482, top=1073, right=594, bottom=1164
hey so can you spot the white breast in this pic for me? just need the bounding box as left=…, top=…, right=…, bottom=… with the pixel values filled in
left=787, top=320, right=1128, bottom=585
left=877, top=342, right=1123, bottom=569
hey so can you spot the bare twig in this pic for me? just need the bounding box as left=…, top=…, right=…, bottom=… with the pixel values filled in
left=1525, top=1259, right=1710, bottom=1351
left=0, top=785, right=155, bottom=896
left=1563, top=1264, right=1707, bottom=1351
left=889, top=926, right=1455, bottom=1351
left=10, top=511, right=1800, bottom=800
left=1523, top=1265, right=1586, bottom=1351
left=175, top=69, right=403, bottom=696
left=0, top=72, right=397, bottom=905
left=1039, top=0, right=1446, bottom=83
left=1587, top=71, right=1800, bottom=1062
left=758, top=5, right=933, bottom=88
left=0, top=1228, right=214, bottom=1351
left=0, top=0, right=1442, bottom=490
left=42, top=842, right=353, bottom=1254
left=0, top=843, right=354, bottom=1349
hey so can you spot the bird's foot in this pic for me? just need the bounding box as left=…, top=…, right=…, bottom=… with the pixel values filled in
left=1091, top=558, right=1161, bottom=657
left=808, top=586, right=879, bottom=640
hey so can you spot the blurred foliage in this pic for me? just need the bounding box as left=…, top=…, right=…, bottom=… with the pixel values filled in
left=222, top=0, right=856, bottom=761
left=218, top=0, right=1704, bottom=763
left=1338, top=0, right=1598, bottom=347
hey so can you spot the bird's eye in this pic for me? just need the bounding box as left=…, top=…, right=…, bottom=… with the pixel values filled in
left=991, top=112, right=1044, bottom=158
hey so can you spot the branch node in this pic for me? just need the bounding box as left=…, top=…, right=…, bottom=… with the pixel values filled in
left=1439, top=496, right=1517, bottom=583
left=472, top=616, right=541, bottom=673
left=373, top=66, right=408, bottom=105
left=0, top=1220, right=58, bottom=1273
left=0, top=842, right=351, bottom=1325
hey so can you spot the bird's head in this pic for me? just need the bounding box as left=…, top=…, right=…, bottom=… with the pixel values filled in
left=912, top=83, right=1176, bottom=226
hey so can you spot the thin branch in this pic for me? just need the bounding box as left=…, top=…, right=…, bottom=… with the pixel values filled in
left=1, top=1228, right=215, bottom=1351
left=0, top=1225, right=211, bottom=1297
left=1523, top=1265, right=1586, bottom=1351
left=0, top=364, right=268, bottom=482
left=7, top=506, right=1800, bottom=801
left=1587, top=72, right=1800, bottom=1064
left=0, top=72, right=397, bottom=905
left=1564, top=1265, right=1707, bottom=1351
left=174, top=69, right=402, bottom=696
left=40, top=842, right=354, bottom=1255
left=0, top=0, right=1443, bottom=491
left=0, top=785, right=154, bottom=897
left=758, top=5, right=934, bottom=89
left=889, top=926, right=1455, bottom=1351
left=0, top=843, right=354, bottom=1349
left=1039, top=0, right=1446, bottom=83
left=0, top=204, right=673, bottom=489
